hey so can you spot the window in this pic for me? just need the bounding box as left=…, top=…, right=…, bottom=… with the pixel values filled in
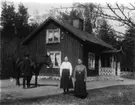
left=46, top=29, right=60, bottom=43
left=48, top=51, right=61, bottom=68
left=88, top=52, right=95, bottom=70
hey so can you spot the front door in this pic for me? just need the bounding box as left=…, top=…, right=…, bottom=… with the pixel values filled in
left=87, top=52, right=98, bottom=76
left=83, top=44, right=99, bottom=76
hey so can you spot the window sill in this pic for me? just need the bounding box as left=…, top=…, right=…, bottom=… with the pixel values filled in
left=53, top=67, right=60, bottom=69
left=46, top=42, right=60, bottom=44
left=47, top=67, right=60, bottom=69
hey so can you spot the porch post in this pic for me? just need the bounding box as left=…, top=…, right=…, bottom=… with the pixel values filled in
left=114, top=56, right=116, bottom=76
left=117, top=59, right=121, bottom=76
left=111, top=55, right=115, bottom=76
left=98, top=56, right=101, bottom=75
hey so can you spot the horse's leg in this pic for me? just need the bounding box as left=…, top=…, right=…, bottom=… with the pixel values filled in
left=27, top=75, right=31, bottom=88
left=16, top=76, right=20, bottom=86
left=36, top=75, right=38, bottom=87
left=18, top=70, right=21, bottom=86
left=35, top=75, right=38, bottom=87
left=16, top=70, right=20, bottom=86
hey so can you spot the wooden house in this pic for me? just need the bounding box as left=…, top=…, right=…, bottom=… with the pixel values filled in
left=21, top=17, right=121, bottom=76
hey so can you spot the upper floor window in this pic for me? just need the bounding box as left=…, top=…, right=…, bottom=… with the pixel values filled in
left=46, top=29, right=60, bottom=43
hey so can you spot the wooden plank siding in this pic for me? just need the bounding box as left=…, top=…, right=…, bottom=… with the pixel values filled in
left=21, top=17, right=118, bottom=77
left=27, top=20, right=108, bottom=76
left=27, top=21, right=83, bottom=76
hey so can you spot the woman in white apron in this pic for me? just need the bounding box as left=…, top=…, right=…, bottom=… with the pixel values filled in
left=60, top=56, right=73, bottom=94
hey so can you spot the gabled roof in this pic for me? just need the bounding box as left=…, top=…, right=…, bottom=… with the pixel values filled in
left=21, top=17, right=114, bottom=49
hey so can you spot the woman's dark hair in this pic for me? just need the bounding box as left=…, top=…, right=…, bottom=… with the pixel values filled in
left=78, top=58, right=83, bottom=62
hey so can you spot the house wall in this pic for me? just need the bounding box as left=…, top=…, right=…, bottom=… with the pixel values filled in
left=27, top=21, right=83, bottom=76
left=83, top=42, right=105, bottom=76
left=26, top=20, right=111, bottom=77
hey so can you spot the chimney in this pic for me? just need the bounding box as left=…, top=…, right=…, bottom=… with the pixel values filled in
left=72, top=18, right=84, bottom=30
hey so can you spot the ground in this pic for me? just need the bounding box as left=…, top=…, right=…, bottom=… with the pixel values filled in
left=121, top=74, right=135, bottom=80
left=0, top=77, right=135, bottom=105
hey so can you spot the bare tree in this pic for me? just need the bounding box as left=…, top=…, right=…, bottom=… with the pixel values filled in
left=96, top=3, right=135, bottom=70
left=97, top=3, right=135, bottom=27
left=96, top=3, right=135, bottom=40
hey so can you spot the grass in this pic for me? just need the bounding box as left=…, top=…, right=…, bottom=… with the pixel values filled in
left=1, top=85, right=135, bottom=105
left=122, top=75, right=135, bottom=79
left=121, top=74, right=135, bottom=80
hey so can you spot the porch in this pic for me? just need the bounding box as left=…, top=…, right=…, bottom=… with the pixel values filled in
left=98, top=52, right=121, bottom=76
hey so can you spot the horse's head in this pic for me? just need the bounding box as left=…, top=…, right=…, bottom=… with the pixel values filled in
left=43, top=55, right=53, bottom=68
left=34, top=54, right=53, bottom=68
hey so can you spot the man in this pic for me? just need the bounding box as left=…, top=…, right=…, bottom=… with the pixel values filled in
left=21, top=53, right=32, bottom=88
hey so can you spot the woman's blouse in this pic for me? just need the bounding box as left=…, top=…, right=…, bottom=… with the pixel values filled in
left=74, top=64, right=87, bottom=79
left=60, top=61, right=73, bottom=76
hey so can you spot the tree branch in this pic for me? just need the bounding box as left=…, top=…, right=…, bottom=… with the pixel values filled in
left=96, top=3, right=135, bottom=27
left=130, top=3, right=135, bottom=10
left=107, top=3, right=123, bottom=20
left=116, top=3, right=135, bottom=27
left=116, top=4, right=128, bottom=21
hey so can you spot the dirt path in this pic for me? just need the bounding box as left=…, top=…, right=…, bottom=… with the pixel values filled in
left=0, top=77, right=135, bottom=102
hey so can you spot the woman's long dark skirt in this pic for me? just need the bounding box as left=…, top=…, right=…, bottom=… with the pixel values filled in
left=74, top=71, right=88, bottom=98
left=60, top=69, right=73, bottom=89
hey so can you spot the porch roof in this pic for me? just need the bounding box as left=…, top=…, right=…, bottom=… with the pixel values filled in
left=21, top=17, right=114, bottom=50
left=102, top=49, right=122, bottom=53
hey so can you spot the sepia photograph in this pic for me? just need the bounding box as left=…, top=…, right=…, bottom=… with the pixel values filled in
left=0, top=0, right=135, bottom=105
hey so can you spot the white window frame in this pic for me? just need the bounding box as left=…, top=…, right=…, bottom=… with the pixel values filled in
left=48, top=51, right=61, bottom=68
left=46, top=29, right=60, bottom=43
left=88, top=52, right=95, bottom=70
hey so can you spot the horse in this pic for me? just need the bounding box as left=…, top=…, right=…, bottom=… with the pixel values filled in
left=31, top=54, right=52, bottom=87
left=13, top=57, right=23, bottom=86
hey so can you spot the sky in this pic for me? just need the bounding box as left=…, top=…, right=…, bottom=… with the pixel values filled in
left=2, top=0, right=134, bottom=4
left=1, top=0, right=135, bottom=34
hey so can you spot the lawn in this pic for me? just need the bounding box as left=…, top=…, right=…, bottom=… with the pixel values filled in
left=121, top=72, right=135, bottom=80
left=121, top=75, right=135, bottom=80
left=1, top=85, right=135, bottom=105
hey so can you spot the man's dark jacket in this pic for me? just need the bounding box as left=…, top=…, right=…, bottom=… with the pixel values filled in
left=21, top=58, right=32, bottom=76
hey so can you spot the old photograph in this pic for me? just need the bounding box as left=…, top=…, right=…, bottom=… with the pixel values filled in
left=0, top=0, right=135, bottom=105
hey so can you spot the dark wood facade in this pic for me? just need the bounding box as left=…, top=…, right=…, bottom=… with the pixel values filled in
left=27, top=20, right=85, bottom=76
left=22, top=17, right=119, bottom=77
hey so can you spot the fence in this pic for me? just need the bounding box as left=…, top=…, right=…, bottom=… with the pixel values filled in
left=121, top=67, right=135, bottom=72
left=99, top=67, right=115, bottom=76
